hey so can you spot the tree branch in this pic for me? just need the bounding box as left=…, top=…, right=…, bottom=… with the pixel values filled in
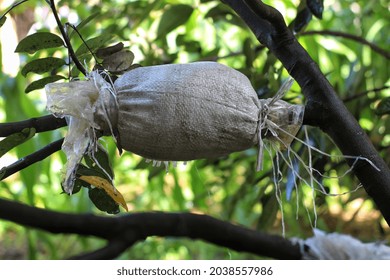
left=70, top=239, right=137, bottom=260
left=0, top=115, right=67, bottom=137
left=48, top=0, right=87, bottom=76
left=222, top=0, right=390, bottom=225
left=300, top=30, right=390, bottom=60
left=1, top=138, right=64, bottom=180
left=0, top=197, right=302, bottom=260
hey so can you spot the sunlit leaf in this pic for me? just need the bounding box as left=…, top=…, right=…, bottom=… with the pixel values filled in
left=25, top=75, right=65, bottom=93
left=79, top=175, right=128, bottom=211
left=0, top=128, right=36, bottom=158
left=157, top=4, right=194, bottom=39
left=21, top=58, right=66, bottom=77
left=15, top=32, right=64, bottom=54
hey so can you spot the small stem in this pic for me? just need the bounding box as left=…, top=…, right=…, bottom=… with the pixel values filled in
left=66, top=23, right=101, bottom=65
left=0, top=0, right=30, bottom=23
left=300, top=30, right=390, bottom=60
left=343, top=86, right=390, bottom=103
left=48, top=0, right=87, bottom=76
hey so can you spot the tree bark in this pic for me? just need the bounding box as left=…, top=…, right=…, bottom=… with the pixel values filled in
left=0, top=197, right=302, bottom=259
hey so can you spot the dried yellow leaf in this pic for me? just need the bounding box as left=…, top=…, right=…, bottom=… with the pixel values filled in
left=79, top=175, right=128, bottom=211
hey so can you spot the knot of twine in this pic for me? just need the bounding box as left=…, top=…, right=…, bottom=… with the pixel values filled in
left=255, top=78, right=304, bottom=171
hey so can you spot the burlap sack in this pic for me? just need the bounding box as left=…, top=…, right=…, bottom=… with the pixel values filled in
left=113, top=62, right=260, bottom=161
left=45, top=62, right=304, bottom=193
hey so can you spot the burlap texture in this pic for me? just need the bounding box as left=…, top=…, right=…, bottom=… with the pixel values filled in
left=46, top=62, right=304, bottom=192
left=114, top=62, right=261, bottom=161
left=293, top=229, right=390, bottom=260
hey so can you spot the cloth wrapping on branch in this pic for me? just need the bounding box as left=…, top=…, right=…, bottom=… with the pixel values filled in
left=45, top=62, right=304, bottom=193
left=293, top=229, right=390, bottom=260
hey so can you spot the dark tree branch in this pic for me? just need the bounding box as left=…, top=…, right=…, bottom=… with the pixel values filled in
left=222, top=0, right=390, bottom=225
left=300, top=30, right=390, bottom=60
left=70, top=239, right=137, bottom=260
left=0, top=198, right=302, bottom=260
left=0, top=115, right=67, bottom=137
left=1, top=138, right=64, bottom=180
left=48, top=0, right=87, bottom=76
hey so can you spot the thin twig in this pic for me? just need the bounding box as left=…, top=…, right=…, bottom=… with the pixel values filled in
left=66, top=23, right=101, bottom=65
left=0, top=0, right=30, bottom=23
left=343, top=86, right=390, bottom=103
left=1, top=138, right=64, bottom=180
left=0, top=115, right=67, bottom=137
left=48, top=0, right=87, bottom=75
left=300, top=30, right=390, bottom=60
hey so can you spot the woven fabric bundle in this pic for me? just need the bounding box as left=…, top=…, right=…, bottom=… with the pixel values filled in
left=45, top=62, right=304, bottom=193
left=293, top=229, right=390, bottom=260
left=114, top=62, right=260, bottom=161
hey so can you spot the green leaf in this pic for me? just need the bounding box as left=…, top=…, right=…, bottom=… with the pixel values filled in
left=157, top=4, right=194, bottom=39
left=375, top=97, right=390, bottom=116
left=25, top=75, right=65, bottom=93
left=88, top=187, right=120, bottom=214
left=21, top=58, right=66, bottom=77
left=96, top=42, right=124, bottom=59
left=75, top=33, right=112, bottom=59
left=102, top=50, right=134, bottom=73
left=83, top=145, right=114, bottom=181
left=76, top=163, right=104, bottom=178
left=15, top=32, right=64, bottom=54
left=0, top=128, right=36, bottom=158
left=0, top=16, right=6, bottom=28
left=70, top=178, right=90, bottom=195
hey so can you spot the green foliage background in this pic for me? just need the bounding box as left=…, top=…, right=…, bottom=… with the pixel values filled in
left=0, top=0, right=389, bottom=259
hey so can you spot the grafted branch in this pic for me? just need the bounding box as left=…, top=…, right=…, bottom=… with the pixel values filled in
left=222, top=0, right=390, bottom=224
left=0, top=198, right=302, bottom=260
